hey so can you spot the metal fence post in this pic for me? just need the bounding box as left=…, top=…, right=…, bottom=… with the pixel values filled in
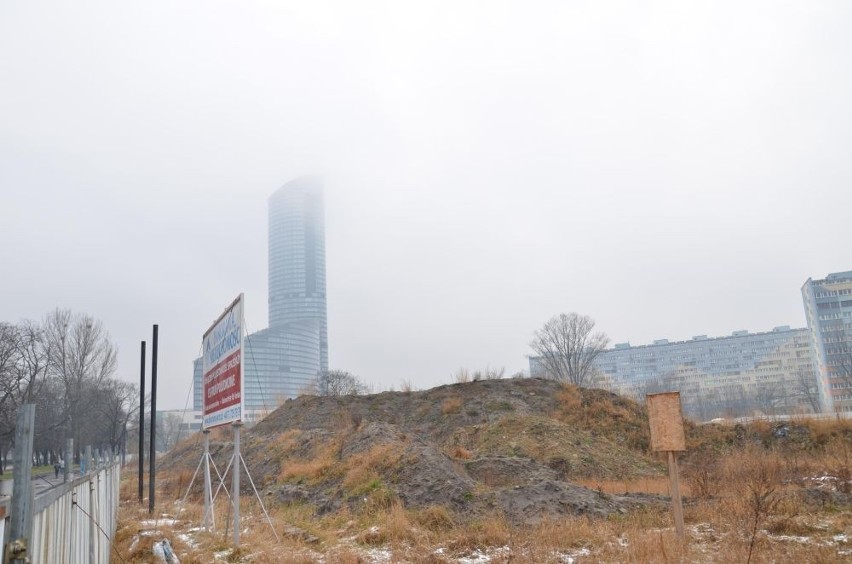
left=89, top=467, right=96, bottom=564
left=7, top=404, right=35, bottom=563
left=64, top=438, right=73, bottom=483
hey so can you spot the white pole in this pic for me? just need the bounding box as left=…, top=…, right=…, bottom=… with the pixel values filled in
left=203, top=430, right=213, bottom=530
left=232, top=422, right=242, bottom=547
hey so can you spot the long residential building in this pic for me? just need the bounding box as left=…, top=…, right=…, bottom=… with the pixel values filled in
left=530, top=326, right=818, bottom=421
left=802, top=271, right=852, bottom=413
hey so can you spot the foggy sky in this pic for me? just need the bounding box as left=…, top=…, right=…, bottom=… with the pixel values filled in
left=2, top=1, right=851, bottom=408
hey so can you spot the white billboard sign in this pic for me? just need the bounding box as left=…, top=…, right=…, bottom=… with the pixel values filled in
left=202, top=294, right=244, bottom=429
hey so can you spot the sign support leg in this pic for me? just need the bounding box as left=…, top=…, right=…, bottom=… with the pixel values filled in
left=203, top=430, right=213, bottom=531
left=232, top=422, right=242, bottom=547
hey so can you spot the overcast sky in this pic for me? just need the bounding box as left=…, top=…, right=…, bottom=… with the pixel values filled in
left=2, top=1, right=850, bottom=409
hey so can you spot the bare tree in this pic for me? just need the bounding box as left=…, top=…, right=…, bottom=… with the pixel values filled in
left=0, top=323, right=19, bottom=472
left=91, top=379, right=137, bottom=453
left=157, top=412, right=184, bottom=452
left=43, top=309, right=118, bottom=459
left=752, top=382, right=784, bottom=416
left=13, top=320, right=52, bottom=404
left=530, top=313, right=610, bottom=387
left=314, top=370, right=369, bottom=396
left=795, top=368, right=821, bottom=413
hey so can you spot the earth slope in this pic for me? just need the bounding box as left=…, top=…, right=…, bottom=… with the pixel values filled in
left=164, top=378, right=666, bottom=524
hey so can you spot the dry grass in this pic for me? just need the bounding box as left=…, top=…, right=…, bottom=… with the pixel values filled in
left=441, top=396, right=463, bottom=415
left=116, top=417, right=852, bottom=563
left=450, top=445, right=473, bottom=460
left=342, top=442, right=404, bottom=495
left=553, top=384, right=652, bottom=451
left=576, top=476, right=683, bottom=496
left=278, top=440, right=340, bottom=484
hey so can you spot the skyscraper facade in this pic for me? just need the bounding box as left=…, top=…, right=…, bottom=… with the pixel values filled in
left=194, top=178, right=328, bottom=421
left=802, top=271, right=852, bottom=413
left=268, top=177, right=328, bottom=373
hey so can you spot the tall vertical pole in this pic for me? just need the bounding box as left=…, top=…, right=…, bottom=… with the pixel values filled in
left=149, top=324, right=158, bottom=514
left=84, top=446, right=92, bottom=476
left=9, top=404, right=35, bottom=564
left=64, top=438, right=73, bottom=483
left=232, top=422, right=242, bottom=547
left=138, top=340, right=146, bottom=504
left=203, top=430, right=213, bottom=530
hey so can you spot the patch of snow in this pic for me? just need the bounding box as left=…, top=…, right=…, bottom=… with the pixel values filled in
left=457, top=549, right=492, bottom=563
left=177, top=533, right=199, bottom=549
left=458, top=546, right=511, bottom=563
left=140, top=519, right=179, bottom=527
left=767, top=534, right=812, bottom=544
left=362, top=547, right=393, bottom=563
left=833, top=534, right=849, bottom=544
left=553, top=547, right=591, bottom=563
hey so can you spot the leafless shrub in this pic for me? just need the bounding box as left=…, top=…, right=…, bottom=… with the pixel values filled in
left=453, top=367, right=471, bottom=383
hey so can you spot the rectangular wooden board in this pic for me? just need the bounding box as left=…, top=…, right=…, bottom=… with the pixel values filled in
left=647, top=391, right=686, bottom=452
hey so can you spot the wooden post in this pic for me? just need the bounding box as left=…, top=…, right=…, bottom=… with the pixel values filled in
left=646, top=392, right=687, bottom=538
left=667, top=451, right=685, bottom=537
left=8, top=404, right=35, bottom=563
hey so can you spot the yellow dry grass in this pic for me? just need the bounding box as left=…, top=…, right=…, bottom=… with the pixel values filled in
left=115, top=417, right=852, bottom=563
left=441, top=396, right=463, bottom=415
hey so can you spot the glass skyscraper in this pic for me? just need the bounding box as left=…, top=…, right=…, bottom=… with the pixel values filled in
left=268, top=177, right=328, bottom=373
left=194, top=177, right=328, bottom=420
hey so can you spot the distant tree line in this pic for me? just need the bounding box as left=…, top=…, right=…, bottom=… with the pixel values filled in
left=0, top=309, right=136, bottom=471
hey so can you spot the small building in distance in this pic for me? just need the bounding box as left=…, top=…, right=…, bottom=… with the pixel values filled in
left=802, top=271, right=852, bottom=413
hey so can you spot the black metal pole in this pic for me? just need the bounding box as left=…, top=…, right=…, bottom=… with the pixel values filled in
left=138, top=340, right=146, bottom=504
left=148, top=324, right=158, bottom=514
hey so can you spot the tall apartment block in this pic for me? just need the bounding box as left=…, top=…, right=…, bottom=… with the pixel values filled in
left=530, top=326, right=818, bottom=420
left=802, top=271, right=852, bottom=413
left=194, top=178, right=328, bottom=421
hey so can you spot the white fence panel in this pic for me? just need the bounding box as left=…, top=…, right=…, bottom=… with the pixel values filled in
left=2, top=462, right=121, bottom=564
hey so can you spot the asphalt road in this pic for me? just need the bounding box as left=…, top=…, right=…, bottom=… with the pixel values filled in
left=0, top=469, right=82, bottom=501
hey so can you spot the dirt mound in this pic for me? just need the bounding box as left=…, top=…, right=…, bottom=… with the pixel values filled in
left=164, top=378, right=667, bottom=525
